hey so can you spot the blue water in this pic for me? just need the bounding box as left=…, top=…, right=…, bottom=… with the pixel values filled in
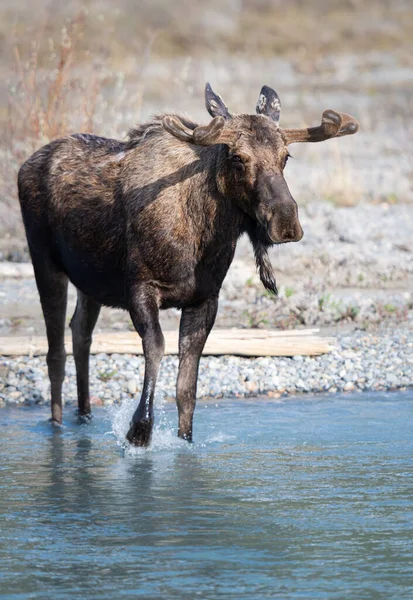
left=0, top=392, right=413, bottom=599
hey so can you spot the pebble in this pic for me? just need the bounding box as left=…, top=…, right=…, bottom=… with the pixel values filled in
left=127, top=378, right=138, bottom=394
left=386, top=373, right=399, bottom=386
left=343, top=382, right=355, bottom=391
left=0, top=328, right=412, bottom=406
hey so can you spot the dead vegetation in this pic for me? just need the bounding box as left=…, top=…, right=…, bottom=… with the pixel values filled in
left=5, top=16, right=98, bottom=159
left=2, top=0, right=412, bottom=65
left=1, top=0, right=412, bottom=253
left=1, top=11, right=151, bottom=244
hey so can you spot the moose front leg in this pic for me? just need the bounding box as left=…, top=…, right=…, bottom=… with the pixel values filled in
left=177, top=296, right=218, bottom=442
left=126, top=287, right=165, bottom=447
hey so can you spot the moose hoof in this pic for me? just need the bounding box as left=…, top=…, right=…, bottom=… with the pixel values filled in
left=178, top=431, right=193, bottom=443
left=77, top=411, right=92, bottom=424
left=126, top=419, right=154, bottom=447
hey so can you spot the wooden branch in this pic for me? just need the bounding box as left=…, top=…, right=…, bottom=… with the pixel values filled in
left=0, top=329, right=335, bottom=357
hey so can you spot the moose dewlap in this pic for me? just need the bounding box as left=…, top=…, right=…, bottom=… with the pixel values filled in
left=18, top=83, right=358, bottom=446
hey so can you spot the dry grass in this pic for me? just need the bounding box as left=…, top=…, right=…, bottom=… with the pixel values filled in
left=0, top=15, right=102, bottom=240
left=0, top=12, right=153, bottom=243
left=5, top=15, right=97, bottom=156
left=317, top=141, right=364, bottom=207
left=2, top=0, right=412, bottom=65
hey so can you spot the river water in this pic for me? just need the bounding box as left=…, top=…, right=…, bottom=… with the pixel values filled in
left=1, top=392, right=412, bottom=599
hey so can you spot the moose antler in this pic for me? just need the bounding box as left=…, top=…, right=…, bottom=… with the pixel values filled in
left=163, top=115, right=237, bottom=146
left=282, top=110, right=359, bottom=145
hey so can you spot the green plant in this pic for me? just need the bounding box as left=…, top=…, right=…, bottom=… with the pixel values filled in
left=242, top=309, right=269, bottom=328
left=97, top=369, right=117, bottom=382
left=318, top=293, right=331, bottom=311
left=386, top=193, right=399, bottom=204
left=262, top=289, right=277, bottom=300
left=342, top=305, right=360, bottom=321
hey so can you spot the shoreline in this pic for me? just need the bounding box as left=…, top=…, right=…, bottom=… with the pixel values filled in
left=1, top=328, right=412, bottom=408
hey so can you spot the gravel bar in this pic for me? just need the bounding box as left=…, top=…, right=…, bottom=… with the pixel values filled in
left=1, top=329, right=412, bottom=408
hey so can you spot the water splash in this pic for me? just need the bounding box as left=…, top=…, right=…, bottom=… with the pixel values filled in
left=106, top=393, right=188, bottom=454
left=205, top=432, right=236, bottom=444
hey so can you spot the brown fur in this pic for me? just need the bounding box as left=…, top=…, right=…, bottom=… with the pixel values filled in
left=17, top=83, right=358, bottom=446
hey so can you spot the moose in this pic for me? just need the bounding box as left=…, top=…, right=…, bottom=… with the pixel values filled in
left=18, top=83, right=358, bottom=446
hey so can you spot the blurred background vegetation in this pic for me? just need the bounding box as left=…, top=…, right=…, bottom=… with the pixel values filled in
left=0, top=0, right=412, bottom=255
left=2, top=0, right=412, bottom=63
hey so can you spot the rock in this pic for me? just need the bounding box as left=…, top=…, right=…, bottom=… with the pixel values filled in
left=245, top=381, right=257, bottom=393
left=127, top=379, right=138, bottom=394
left=343, top=382, right=355, bottom=391
left=267, top=391, right=281, bottom=398
left=386, top=373, right=399, bottom=386
left=344, top=372, right=357, bottom=382
left=90, top=395, right=103, bottom=406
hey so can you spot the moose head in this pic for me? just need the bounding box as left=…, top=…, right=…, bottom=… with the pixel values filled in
left=163, top=83, right=359, bottom=292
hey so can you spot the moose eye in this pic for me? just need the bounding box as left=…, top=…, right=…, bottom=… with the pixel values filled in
left=284, top=153, right=291, bottom=167
left=231, top=154, right=244, bottom=169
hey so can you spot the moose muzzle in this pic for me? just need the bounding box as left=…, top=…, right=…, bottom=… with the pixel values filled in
left=259, top=173, right=303, bottom=244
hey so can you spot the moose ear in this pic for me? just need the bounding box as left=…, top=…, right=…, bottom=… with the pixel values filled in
left=256, top=85, right=281, bottom=124
left=163, top=115, right=230, bottom=146
left=205, top=82, right=231, bottom=119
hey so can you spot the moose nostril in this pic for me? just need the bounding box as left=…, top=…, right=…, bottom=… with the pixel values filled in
left=282, top=226, right=303, bottom=242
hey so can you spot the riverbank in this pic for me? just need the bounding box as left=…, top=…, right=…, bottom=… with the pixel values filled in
left=1, top=328, right=411, bottom=408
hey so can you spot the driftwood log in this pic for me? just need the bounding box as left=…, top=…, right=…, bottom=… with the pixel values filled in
left=0, top=329, right=334, bottom=358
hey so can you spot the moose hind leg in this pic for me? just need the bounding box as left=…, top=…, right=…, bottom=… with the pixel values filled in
left=70, top=291, right=101, bottom=419
left=126, top=286, right=165, bottom=447
left=32, top=257, right=69, bottom=424
left=177, top=296, right=218, bottom=442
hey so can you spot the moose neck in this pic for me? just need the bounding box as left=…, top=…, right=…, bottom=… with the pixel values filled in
left=182, top=144, right=245, bottom=251
left=179, top=143, right=276, bottom=293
